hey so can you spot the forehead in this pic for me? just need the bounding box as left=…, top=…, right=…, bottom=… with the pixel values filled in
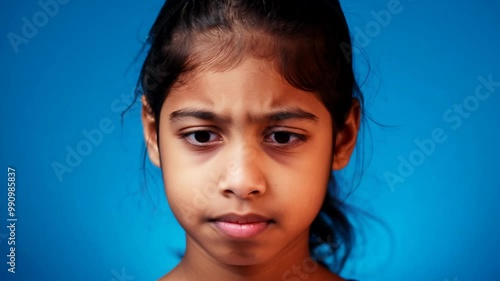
left=164, top=58, right=324, bottom=113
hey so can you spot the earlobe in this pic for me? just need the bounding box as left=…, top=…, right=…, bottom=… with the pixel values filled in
left=332, top=99, right=361, bottom=170
left=141, top=96, right=161, bottom=167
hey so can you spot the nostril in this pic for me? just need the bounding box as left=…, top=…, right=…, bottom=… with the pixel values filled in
left=222, top=188, right=262, bottom=198
left=223, top=189, right=235, bottom=196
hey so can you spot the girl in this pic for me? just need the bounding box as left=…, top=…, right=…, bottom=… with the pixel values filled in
left=138, top=0, right=364, bottom=280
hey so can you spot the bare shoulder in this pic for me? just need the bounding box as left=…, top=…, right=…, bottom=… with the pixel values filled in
left=157, top=266, right=183, bottom=281
left=157, top=273, right=172, bottom=281
left=313, top=265, right=348, bottom=281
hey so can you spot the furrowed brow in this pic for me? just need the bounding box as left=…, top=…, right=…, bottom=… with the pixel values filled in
left=169, top=108, right=230, bottom=124
left=267, top=107, right=319, bottom=123
left=169, top=107, right=318, bottom=124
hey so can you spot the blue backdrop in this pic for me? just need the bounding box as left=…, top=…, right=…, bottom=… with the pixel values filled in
left=1, top=0, right=499, bottom=280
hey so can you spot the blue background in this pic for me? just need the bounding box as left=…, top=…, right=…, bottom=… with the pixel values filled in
left=1, top=0, right=499, bottom=280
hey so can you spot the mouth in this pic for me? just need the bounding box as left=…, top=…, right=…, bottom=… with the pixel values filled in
left=209, top=213, right=274, bottom=239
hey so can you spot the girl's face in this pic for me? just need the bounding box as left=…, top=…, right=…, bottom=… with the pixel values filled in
left=142, top=57, right=358, bottom=267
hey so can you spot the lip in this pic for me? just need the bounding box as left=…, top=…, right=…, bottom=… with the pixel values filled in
left=209, top=213, right=274, bottom=239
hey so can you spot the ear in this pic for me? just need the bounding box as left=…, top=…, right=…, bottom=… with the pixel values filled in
left=141, top=96, right=161, bottom=167
left=332, top=98, right=361, bottom=170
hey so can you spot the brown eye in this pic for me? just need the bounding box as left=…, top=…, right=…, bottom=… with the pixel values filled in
left=181, top=131, right=222, bottom=146
left=193, top=131, right=211, bottom=143
left=273, top=132, right=292, bottom=144
left=264, top=131, right=307, bottom=148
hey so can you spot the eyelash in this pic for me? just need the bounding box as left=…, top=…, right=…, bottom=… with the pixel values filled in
left=179, top=129, right=308, bottom=149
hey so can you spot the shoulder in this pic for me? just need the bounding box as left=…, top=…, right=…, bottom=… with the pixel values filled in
left=157, top=266, right=183, bottom=281
left=313, top=266, right=350, bottom=281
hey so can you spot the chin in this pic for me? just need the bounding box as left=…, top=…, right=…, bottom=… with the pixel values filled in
left=212, top=248, right=272, bottom=267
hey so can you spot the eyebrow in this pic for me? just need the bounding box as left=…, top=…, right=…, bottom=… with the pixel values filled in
left=169, top=107, right=319, bottom=124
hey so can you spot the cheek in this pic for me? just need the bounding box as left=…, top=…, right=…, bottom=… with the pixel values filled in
left=159, top=140, right=224, bottom=226
left=158, top=140, right=204, bottom=221
left=271, top=151, right=332, bottom=227
left=274, top=167, right=329, bottom=222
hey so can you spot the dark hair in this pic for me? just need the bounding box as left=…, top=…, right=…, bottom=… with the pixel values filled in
left=136, top=0, right=365, bottom=274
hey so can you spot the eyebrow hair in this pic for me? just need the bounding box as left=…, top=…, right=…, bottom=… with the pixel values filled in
left=169, top=107, right=319, bottom=124
left=170, top=108, right=228, bottom=124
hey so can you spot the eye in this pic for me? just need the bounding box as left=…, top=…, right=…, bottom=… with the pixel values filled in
left=180, top=130, right=222, bottom=147
left=263, top=131, right=307, bottom=148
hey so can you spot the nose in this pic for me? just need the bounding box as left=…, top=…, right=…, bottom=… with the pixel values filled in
left=217, top=145, right=267, bottom=199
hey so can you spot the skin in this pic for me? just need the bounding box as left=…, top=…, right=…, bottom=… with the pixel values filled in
left=142, top=57, right=360, bottom=281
